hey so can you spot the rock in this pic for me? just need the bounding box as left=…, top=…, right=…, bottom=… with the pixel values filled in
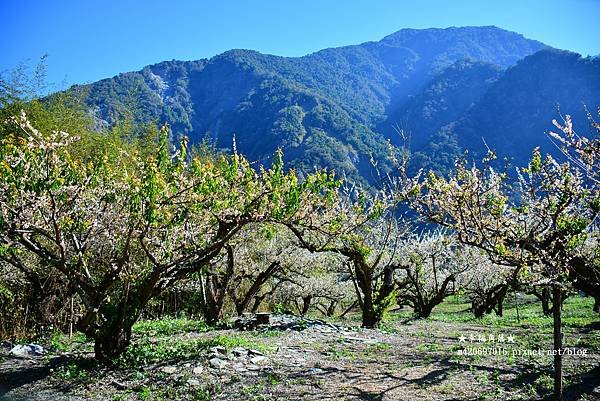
left=307, top=367, right=324, bottom=375
left=192, top=366, right=204, bottom=375
left=255, top=312, right=271, bottom=324
left=233, top=363, right=248, bottom=372
left=210, top=346, right=227, bottom=355
left=235, top=313, right=355, bottom=335
left=250, top=355, right=267, bottom=365
left=111, top=380, right=127, bottom=390
left=187, top=378, right=201, bottom=387
left=209, top=357, right=228, bottom=369
left=248, top=349, right=264, bottom=356
left=10, top=344, right=46, bottom=357
left=232, top=347, right=248, bottom=357
left=9, top=345, right=28, bottom=356
left=160, top=366, right=177, bottom=374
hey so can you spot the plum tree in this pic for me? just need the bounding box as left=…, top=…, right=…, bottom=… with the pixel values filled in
left=0, top=114, right=340, bottom=359
left=408, top=147, right=598, bottom=401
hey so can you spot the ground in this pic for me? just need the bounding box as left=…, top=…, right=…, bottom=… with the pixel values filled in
left=1, top=295, right=599, bottom=401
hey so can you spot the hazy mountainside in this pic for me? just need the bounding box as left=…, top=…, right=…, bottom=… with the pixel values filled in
left=385, top=60, right=503, bottom=151
left=408, top=49, right=600, bottom=175
left=75, top=25, right=595, bottom=183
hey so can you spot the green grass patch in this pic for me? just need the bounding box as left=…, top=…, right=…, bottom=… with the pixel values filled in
left=390, top=294, right=599, bottom=331
left=328, top=346, right=357, bottom=360
left=116, top=334, right=271, bottom=368
left=250, top=329, right=283, bottom=338
left=133, top=317, right=212, bottom=337
left=49, top=331, right=90, bottom=352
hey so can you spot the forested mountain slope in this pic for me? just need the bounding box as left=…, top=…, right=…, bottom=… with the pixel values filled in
left=73, top=26, right=598, bottom=182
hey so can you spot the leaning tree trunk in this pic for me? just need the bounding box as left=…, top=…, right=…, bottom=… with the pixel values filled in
left=301, top=296, right=312, bottom=316
left=251, top=295, right=266, bottom=313
left=231, top=261, right=281, bottom=316
left=326, top=300, right=337, bottom=317
left=552, top=284, right=563, bottom=401
left=414, top=275, right=455, bottom=318
left=471, top=284, right=508, bottom=318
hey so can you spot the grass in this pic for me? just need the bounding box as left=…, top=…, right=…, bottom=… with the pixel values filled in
left=388, top=293, right=598, bottom=332
left=250, top=329, right=284, bottom=338
left=116, top=334, right=272, bottom=368
left=49, top=331, right=90, bottom=352
left=328, top=346, right=357, bottom=360
left=132, top=317, right=212, bottom=337
left=130, top=382, right=217, bottom=401
left=53, top=361, right=91, bottom=382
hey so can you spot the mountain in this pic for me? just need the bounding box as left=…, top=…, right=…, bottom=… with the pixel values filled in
left=449, top=49, right=600, bottom=164
left=385, top=59, right=503, bottom=151
left=74, top=26, right=594, bottom=183
left=408, top=49, right=600, bottom=175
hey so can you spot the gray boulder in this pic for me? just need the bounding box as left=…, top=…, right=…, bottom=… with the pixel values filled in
left=10, top=344, right=46, bottom=357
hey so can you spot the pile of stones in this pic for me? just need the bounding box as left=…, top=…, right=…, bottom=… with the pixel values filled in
left=233, top=313, right=356, bottom=334
left=156, top=345, right=271, bottom=382
left=206, top=345, right=269, bottom=371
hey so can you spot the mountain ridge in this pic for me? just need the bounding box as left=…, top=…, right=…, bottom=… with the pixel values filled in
left=70, top=26, right=600, bottom=183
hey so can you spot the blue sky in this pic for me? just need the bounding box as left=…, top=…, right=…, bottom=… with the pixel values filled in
left=1, top=0, right=599, bottom=89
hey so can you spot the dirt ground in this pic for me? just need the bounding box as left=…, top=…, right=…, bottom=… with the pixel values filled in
left=1, top=312, right=599, bottom=401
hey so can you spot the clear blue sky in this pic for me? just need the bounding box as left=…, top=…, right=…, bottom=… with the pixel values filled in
left=2, top=0, right=599, bottom=89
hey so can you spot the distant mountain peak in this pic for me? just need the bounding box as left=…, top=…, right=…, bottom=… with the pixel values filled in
left=381, top=25, right=534, bottom=43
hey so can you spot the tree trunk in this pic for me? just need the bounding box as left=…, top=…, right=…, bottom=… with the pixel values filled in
left=414, top=275, right=455, bottom=318
left=471, top=284, right=507, bottom=318
left=199, top=273, right=227, bottom=324
left=356, top=264, right=379, bottom=328
left=198, top=246, right=235, bottom=324
left=301, top=296, right=312, bottom=316
left=93, top=323, right=133, bottom=361
left=326, top=300, right=337, bottom=317
left=495, top=294, right=504, bottom=316
left=415, top=304, right=434, bottom=318
left=232, top=261, right=281, bottom=316
left=339, top=301, right=358, bottom=318
left=361, top=301, right=378, bottom=328
left=542, top=287, right=552, bottom=316
left=251, top=295, right=266, bottom=313
left=203, top=297, right=225, bottom=325
left=552, top=284, right=563, bottom=401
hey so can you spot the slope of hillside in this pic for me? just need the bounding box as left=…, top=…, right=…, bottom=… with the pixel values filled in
left=76, top=26, right=552, bottom=182
left=385, top=59, right=503, bottom=151
left=444, top=49, right=600, bottom=166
